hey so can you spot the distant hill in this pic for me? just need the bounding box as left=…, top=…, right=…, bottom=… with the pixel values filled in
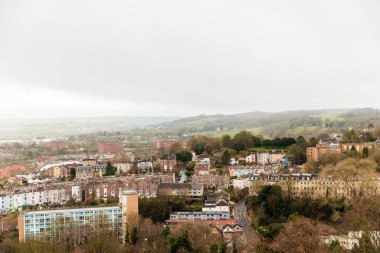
left=2, top=108, right=379, bottom=140
left=156, top=108, right=380, bottom=138
left=0, top=116, right=181, bottom=140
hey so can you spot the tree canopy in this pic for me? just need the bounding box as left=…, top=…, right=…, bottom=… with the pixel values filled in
left=176, top=151, right=193, bottom=164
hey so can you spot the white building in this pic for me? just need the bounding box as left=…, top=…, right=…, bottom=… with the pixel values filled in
left=232, top=178, right=251, bottom=189
left=0, top=188, right=69, bottom=213
left=115, top=163, right=131, bottom=174
left=202, top=199, right=230, bottom=212
left=196, top=156, right=210, bottom=164
left=71, top=186, right=81, bottom=202
left=246, top=154, right=256, bottom=164
left=229, top=158, right=239, bottom=166
left=322, top=235, right=359, bottom=250
left=137, top=162, right=153, bottom=171
left=256, top=153, right=270, bottom=165
left=170, top=211, right=230, bottom=220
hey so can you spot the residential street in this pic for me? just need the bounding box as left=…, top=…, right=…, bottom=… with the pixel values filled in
left=234, top=198, right=259, bottom=241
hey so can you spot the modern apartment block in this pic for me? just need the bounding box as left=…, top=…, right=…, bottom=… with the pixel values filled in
left=18, top=191, right=138, bottom=243
left=18, top=206, right=123, bottom=243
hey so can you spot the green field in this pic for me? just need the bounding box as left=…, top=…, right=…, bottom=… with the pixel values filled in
left=248, top=147, right=288, bottom=152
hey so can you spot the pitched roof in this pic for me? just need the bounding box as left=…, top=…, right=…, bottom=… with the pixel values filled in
left=165, top=219, right=239, bottom=227
left=159, top=183, right=203, bottom=190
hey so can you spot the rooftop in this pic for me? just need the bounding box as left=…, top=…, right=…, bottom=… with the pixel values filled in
left=22, top=206, right=121, bottom=215
left=159, top=183, right=203, bottom=190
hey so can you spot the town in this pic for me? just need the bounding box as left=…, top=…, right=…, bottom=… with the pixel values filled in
left=1, top=126, right=380, bottom=252
left=1, top=1, right=379, bottom=252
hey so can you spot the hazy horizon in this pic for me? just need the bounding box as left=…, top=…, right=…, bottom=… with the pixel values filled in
left=0, top=107, right=376, bottom=121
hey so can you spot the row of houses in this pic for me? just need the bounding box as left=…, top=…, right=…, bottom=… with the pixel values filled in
left=243, top=174, right=380, bottom=199
left=191, top=174, right=230, bottom=189
left=229, top=165, right=282, bottom=179
left=0, top=188, right=68, bottom=214
left=0, top=174, right=174, bottom=214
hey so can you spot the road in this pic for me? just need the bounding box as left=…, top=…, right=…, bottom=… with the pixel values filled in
left=234, top=198, right=259, bottom=241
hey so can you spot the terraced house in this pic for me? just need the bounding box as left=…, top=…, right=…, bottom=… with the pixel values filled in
left=249, top=174, right=380, bottom=199
left=0, top=188, right=68, bottom=214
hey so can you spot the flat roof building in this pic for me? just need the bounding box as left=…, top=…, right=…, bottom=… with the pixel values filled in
left=19, top=206, right=123, bottom=243
left=18, top=191, right=138, bottom=244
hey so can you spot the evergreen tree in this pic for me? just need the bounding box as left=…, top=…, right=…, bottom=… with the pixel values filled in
left=69, top=168, right=76, bottom=181
left=221, top=150, right=231, bottom=165
left=210, top=244, right=218, bottom=253
left=131, top=227, right=139, bottom=245
left=363, top=147, right=369, bottom=158
left=105, top=161, right=116, bottom=176
left=124, top=228, right=130, bottom=244
left=220, top=242, right=228, bottom=253
left=233, top=242, right=238, bottom=253
left=170, top=230, right=193, bottom=253
left=222, top=135, right=232, bottom=148
left=161, top=226, right=171, bottom=238
left=176, top=151, right=193, bottom=164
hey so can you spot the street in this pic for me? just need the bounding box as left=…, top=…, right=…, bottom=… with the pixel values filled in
left=234, top=198, right=259, bottom=241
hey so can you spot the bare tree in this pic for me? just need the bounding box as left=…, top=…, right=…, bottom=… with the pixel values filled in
left=341, top=196, right=380, bottom=250
left=270, top=217, right=335, bottom=253
left=323, top=158, right=377, bottom=198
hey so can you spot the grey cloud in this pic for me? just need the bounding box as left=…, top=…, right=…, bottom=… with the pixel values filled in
left=0, top=0, right=379, bottom=115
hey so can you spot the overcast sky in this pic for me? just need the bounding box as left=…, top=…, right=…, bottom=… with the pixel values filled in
left=0, top=0, right=379, bottom=119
